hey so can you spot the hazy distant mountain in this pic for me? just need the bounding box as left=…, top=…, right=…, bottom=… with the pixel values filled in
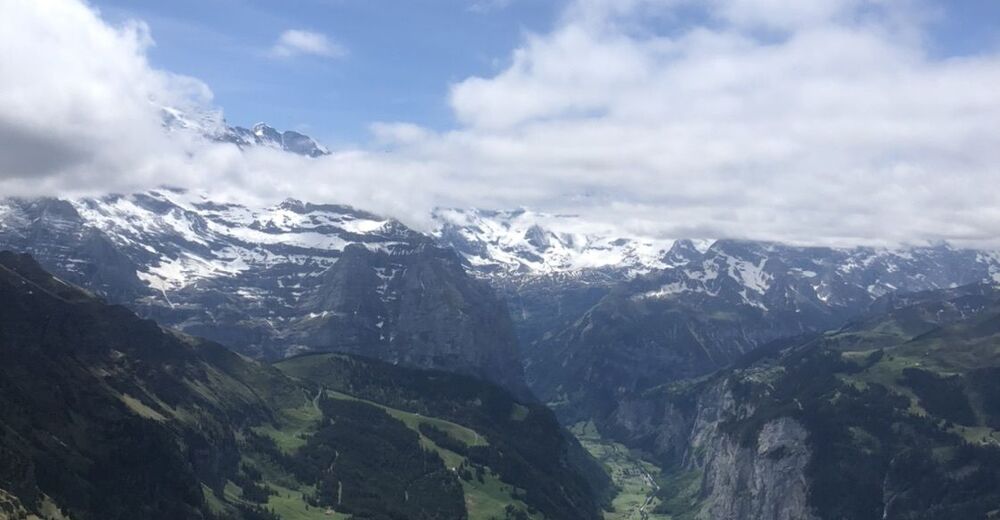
left=433, top=207, right=1000, bottom=417
left=537, top=240, right=1000, bottom=419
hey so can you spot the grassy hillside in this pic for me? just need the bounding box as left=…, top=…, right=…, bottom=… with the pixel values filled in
left=276, top=352, right=613, bottom=520
left=0, top=252, right=608, bottom=520
left=242, top=381, right=541, bottom=520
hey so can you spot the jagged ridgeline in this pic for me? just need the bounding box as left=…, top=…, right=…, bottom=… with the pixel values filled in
left=599, top=283, right=1000, bottom=519
left=0, top=252, right=610, bottom=520
left=0, top=192, right=528, bottom=396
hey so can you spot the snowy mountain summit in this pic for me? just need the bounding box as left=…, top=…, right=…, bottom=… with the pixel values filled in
left=223, top=122, right=330, bottom=157
left=432, top=207, right=687, bottom=278
left=431, top=207, right=1000, bottom=300
left=0, top=190, right=528, bottom=392
left=161, top=107, right=330, bottom=157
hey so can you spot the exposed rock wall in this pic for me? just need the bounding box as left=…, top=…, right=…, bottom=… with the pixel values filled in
left=694, top=416, right=815, bottom=520
left=607, top=380, right=818, bottom=520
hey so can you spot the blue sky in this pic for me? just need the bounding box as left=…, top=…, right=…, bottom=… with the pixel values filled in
left=90, top=0, right=568, bottom=145
left=89, top=0, right=999, bottom=148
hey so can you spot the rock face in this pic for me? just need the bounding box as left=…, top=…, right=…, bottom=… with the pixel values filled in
left=288, top=243, right=528, bottom=395
left=221, top=123, right=331, bottom=157
left=0, top=191, right=527, bottom=393
left=608, top=379, right=818, bottom=520
left=697, top=417, right=815, bottom=520
left=0, top=198, right=147, bottom=301
left=604, top=284, right=1000, bottom=519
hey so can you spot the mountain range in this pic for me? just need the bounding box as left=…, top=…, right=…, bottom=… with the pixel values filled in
left=0, top=191, right=527, bottom=395
left=4, top=189, right=1000, bottom=403
left=3, top=125, right=1000, bottom=519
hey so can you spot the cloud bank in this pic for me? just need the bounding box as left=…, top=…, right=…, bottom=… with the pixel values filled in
left=1, top=0, right=1000, bottom=247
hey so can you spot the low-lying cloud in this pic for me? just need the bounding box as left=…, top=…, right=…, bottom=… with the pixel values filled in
left=1, top=0, right=999, bottom=248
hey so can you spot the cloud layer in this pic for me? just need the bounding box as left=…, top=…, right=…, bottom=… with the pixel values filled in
left=269, top=29, right=347, bottom=59
left=1, top=0, right=999, bottom=247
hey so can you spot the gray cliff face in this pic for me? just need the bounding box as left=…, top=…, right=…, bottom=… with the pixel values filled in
left=289, top=243, right=529, bottom=395
left=224, top=123, right=330, bottom=158
left=524, top=239, right=1000, bottom=421
left=608, top=380, right=817, bottom=520
left=606, top=284, right=1000, bottom=520
left=694, top=416, right=815, bottom=520
left=605, top=392, right=692, bottom=464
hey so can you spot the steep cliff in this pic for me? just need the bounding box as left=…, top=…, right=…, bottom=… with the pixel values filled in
left=607, top=377, right=817, bottom=520
left=601, top=284, right=1000, bottom=519
left=287, top=243, right=528, bottom=395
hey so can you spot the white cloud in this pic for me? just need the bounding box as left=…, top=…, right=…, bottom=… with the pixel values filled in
left=0, top=0, right=222, bottom=192
left=269, top=29, right=346, bottom=59
left=710, top=0, right=861, bottom=29
left=468, top=0, right=513, bottom=14
left=1, top=0, right=1000, bottom=249
left=435, top=0, right=1000, bottom=246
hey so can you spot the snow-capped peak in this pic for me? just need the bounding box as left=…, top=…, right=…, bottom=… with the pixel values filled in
left=68, top=188, right=404, bottom=292
left=159, top=106, right=329, bottom=157
left=430, top=207, right=1000, bottom=313
left=160, top=105, right=227, bottom=137
left=432, top=207, right=682, bottom=277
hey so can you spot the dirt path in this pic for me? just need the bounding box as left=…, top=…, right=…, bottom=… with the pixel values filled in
left=310, top=385, right=323, bottom=412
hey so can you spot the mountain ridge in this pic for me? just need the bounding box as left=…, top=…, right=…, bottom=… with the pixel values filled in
left=161, top=107, right=330, bottom=157
left=601, top=282, right=1000, bottom=519
left=0, top=251, right=609, bottom=520
left=0, top=191, right=529, bottom=394
left=5, top=192, right=1000, bottom=400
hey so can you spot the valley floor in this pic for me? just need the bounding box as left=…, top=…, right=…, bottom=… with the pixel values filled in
left=570, top=422, right=670, bottom=520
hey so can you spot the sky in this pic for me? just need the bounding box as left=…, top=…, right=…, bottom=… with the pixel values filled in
left=84, top=0, right=1000, bottom=145
left=86, top=0, right=567, bottom=146
left=2, top=0, right=1000, bottom=247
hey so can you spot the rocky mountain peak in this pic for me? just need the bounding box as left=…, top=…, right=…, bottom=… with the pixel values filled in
left=663, top=238, right=706, bottom=266
left=160, top=106, right=329, bottom=157
left=251, top=121, right=282, bottom=142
